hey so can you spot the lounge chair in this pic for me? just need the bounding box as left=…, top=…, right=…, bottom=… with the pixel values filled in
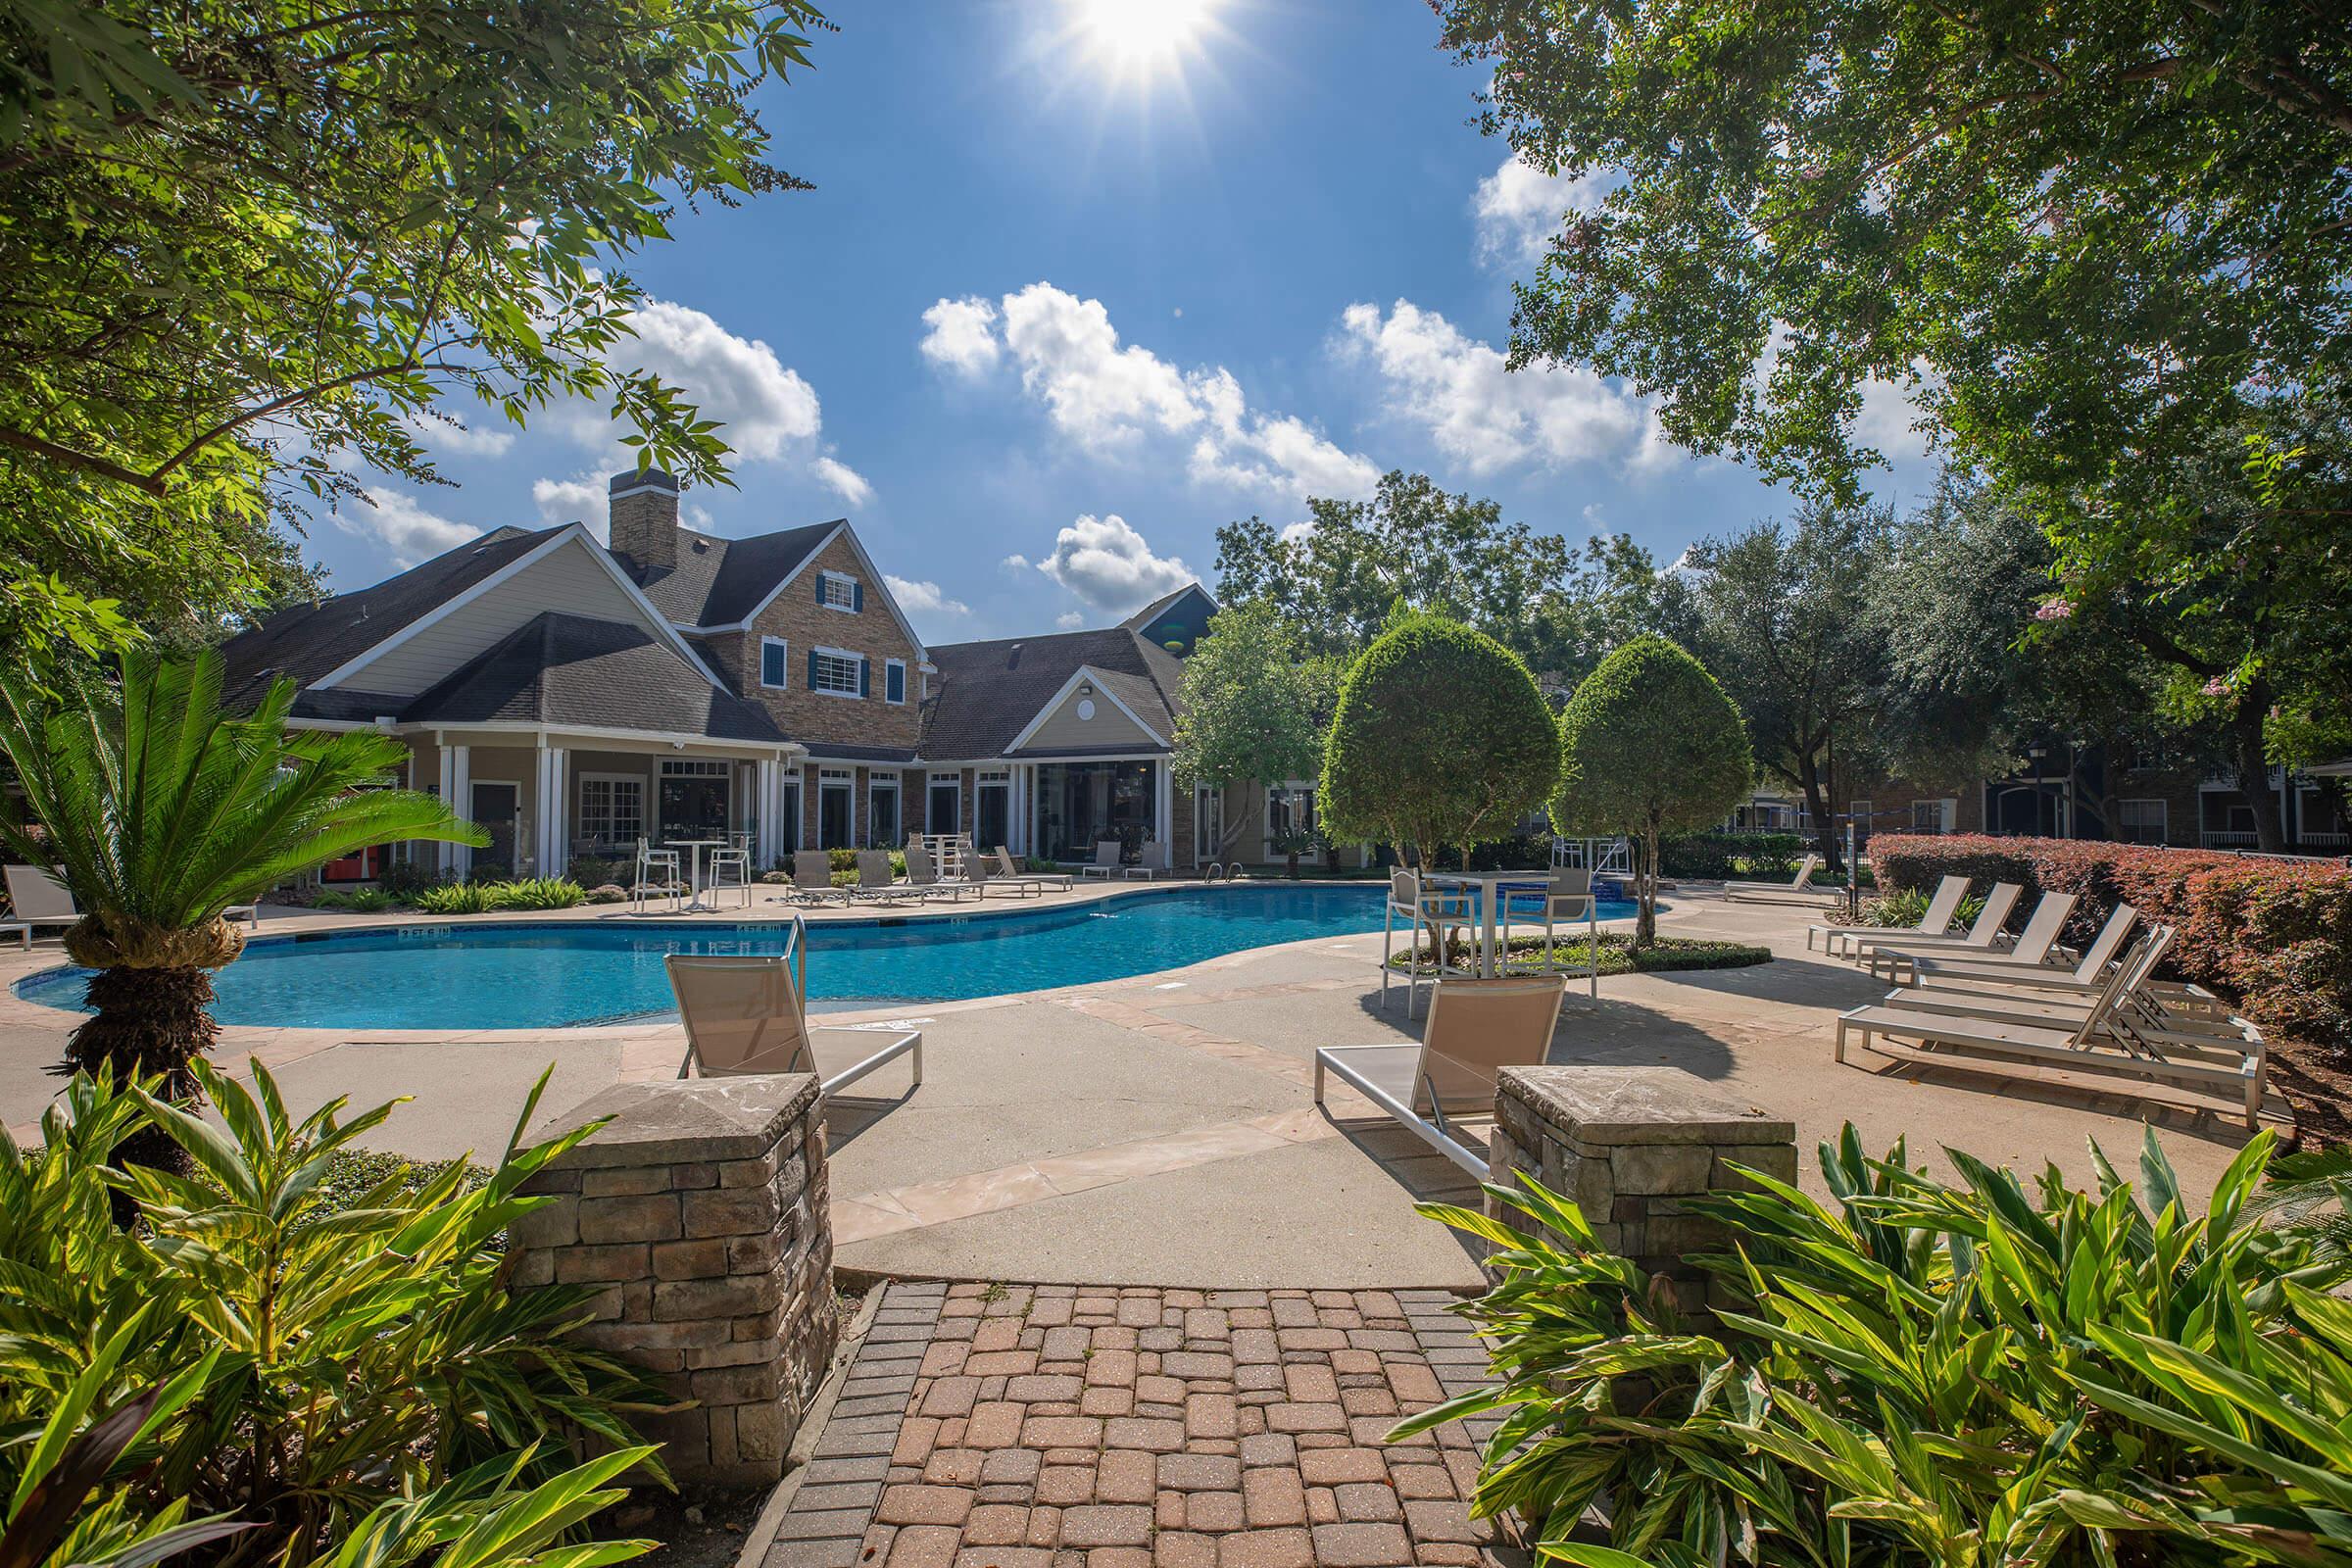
left=1864, top=889, right=2078, bottom=981
left=1315, top=973, right=1568, bottom=1175
left=1836, top=925, right=2273, bottom=1130
left=666, top=951, right=921, bottom=1101
left=993, top=848, right=1072, bottom=894
left=902, top=842, right=969, bottom=903
left=1904, top=903, right=2138, bottom=995
left=1809, top=874, right=1967, bottom=956
left=957, top=855, right=1031, bottom=899
left=1079, top=840, right=1124, bottom=880
left=1122, top=843, right=1164, bottom=880
left=1725, top=852, right=1841, bottom=906
left=1848, top=882, right=2024, bottom=976
left=785, top=850, right=847, bottom=905
left=846, top=849, right=911, bottom=903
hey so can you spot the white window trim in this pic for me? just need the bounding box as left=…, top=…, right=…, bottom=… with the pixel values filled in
left=819, top=569, right=858, bottom=612
left=810, top=645, right=866, bottom=700
left=759, top=635, right=790, bottom=690
left=885, top=657, right=907, bottom=706
left=576, top=772, right=648, bottom=846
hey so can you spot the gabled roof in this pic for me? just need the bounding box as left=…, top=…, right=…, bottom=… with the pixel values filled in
left=1122, top=581, right=1218, bottom=637
left=402, top=612, right=787, bottom=743
left=220, top=525, right=552, bottom=710
left=921, top=626, right=1187, bottom=760
left=618, top=520, right=839, bottom=627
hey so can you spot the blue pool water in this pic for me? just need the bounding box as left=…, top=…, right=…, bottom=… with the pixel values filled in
left=15, top=883, right=1643, bottom=1030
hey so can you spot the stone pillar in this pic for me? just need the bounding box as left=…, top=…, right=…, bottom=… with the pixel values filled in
left=507, top=1075, right=838, bottom=1486
left=1488, top=1066, right=1796, bottom=1310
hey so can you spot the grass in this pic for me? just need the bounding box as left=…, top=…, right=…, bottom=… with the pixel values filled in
left=1386, top=933, right=1772, bottom=976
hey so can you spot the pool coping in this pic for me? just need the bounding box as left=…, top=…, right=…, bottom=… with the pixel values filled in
left=9, top=877, right=1662, bottom=1040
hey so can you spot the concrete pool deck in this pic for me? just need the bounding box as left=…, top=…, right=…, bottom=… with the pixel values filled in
left=0, top=883, right=2273, bottom=1289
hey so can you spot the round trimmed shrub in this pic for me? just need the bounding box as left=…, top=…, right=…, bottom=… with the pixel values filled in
left=1319, top=613, right=1560, bottom=868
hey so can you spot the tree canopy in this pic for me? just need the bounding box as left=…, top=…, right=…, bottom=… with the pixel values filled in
left=1318, top=612, right=1559, bottom=868
left=1555, top=635, right=1750, bottom=946
left=0, top=0, right=828, bottom=662
left=1171, top=602, right=1329, bottom=859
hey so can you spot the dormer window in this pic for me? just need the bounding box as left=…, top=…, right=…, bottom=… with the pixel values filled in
left=818, top=570, right=859, bottom=612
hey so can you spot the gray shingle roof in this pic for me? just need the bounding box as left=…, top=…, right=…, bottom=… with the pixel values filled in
left=401, top=612, right=787, bottom=743
left=920, top=627, right=1185, bottom=760
left=618, top=521, right=839, bottom=626
left=220, top=525, right=553, bottom=710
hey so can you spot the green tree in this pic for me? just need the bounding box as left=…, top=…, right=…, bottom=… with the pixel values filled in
left=1554, top=637, right=1751, bottom=948
left=1170, top=602, right=1325, bottom=864
left=0, top=0, right=828, bottom=664
left=1687, top=504, right=1890, bottom=873
left=1319, top=612, right=1560, bottom=870
left=0, top=649, right=482, bottom=1166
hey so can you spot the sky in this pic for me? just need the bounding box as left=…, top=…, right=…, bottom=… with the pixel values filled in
left=314, top=0, right=1937, bottom=646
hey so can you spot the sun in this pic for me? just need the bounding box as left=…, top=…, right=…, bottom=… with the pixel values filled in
left=1065, top=0, right=1221, bottom=77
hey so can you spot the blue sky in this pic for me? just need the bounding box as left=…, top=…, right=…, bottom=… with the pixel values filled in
left=318, top=0, right=1935, bottom=644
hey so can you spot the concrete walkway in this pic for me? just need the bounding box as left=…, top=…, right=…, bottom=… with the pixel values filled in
left=0, top=889, right=2268, bottom=1288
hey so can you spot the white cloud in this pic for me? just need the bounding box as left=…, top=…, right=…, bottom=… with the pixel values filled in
left=334, top=489, right=480, bottom=567
left=886, top=575, right=969, bottom=616
left=1036, top=514, right=1195, bottom=612
left=812, top=455, right=873, bottom=506
left=1338, top=299, right=1648, bottom=476
left=919, top=296, right=1003, bottom=376
left=542, top=296, right=862, bottom=505
left=919, top=282, right=1377, bottom=504
left=999, top=553, right=1031, bottom=571
left=1473, top=153, right=1620, bottom=266
left=533, top=473, right=608, bottom=534
left=404, top=410, right=514, bottom=458
left=1056, top=611, right=1086, bottom=630
left=1853, top=371, right=1936, bottom=464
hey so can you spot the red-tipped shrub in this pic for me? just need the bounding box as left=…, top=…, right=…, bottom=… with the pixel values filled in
left=1870, top=834, right=2352, bottom=1059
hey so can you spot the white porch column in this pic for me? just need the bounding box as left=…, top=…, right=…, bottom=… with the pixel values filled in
left=1012, top=764, right=1030, bottom=856
left=1153, top=760, right=1173, bottom=867
left=757, top=759, right=781, bottom=867
left=532, top=744, right=566, bottom=876
left=440, top=744, right=472, bottom=877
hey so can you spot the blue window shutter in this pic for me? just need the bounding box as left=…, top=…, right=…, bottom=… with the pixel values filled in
left=853, top=580, right=864, bottom=612
left=887, top=662, right=906, bottom=703
left=814, top=574, right=824, bottom=605
left=761, top=641, right=786, bottom=687
left=806, top=648, right=817, bottom=687
left=859, top=658, right=871, bottom=698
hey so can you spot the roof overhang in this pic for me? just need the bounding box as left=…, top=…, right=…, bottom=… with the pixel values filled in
left=1002, top=664, right=1169, bottom=753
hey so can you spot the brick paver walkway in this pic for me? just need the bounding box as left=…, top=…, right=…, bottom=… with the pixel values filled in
left=765, top=1281, right=1508, bottom=1568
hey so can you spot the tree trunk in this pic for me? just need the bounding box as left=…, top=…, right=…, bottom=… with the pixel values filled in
left=65, top=963, right=215, bottom=1181
left=1635, top=818, right=1660, bottom=950
left=1796, top=750, right=1840, bottom=874
left=2228, top=682, right=2288, bottom=853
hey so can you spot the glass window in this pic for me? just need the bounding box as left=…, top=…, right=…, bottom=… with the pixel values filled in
left=812, top=650, right=862, bottom=696
left=1032, top=760, right=1154, bottom=861
left=869, top=778, right=901, bottom=848
left=760, top=637, right=788, bottom=688
left=1911, top=800, right=1947, bottom=833
left=577, top=775, right=645, bottom=848
left=820, top=571, right=857, bottom=610
left=2118, top=799, right=2167, bottom=845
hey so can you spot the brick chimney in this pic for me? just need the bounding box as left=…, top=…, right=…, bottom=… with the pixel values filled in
left=608, top=467, right=680, bottom=575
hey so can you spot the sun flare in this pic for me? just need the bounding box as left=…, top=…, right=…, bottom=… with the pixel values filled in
left=1066, top=0, right=1221, bottom=77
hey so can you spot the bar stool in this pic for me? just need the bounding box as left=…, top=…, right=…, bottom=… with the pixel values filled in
left=706, top=832, right=753, bottom=910
left=1380, top=869, right=1473, bottom=1017
left=632, top=837, right=683, bottom=913
left=1501, top=866, right=1599, bottom=997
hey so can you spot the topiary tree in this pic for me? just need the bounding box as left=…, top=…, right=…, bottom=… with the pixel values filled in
left=1171, top=601, right=1323, bottom=867
left=1320, top=612, right=1560, bottom=870
left=1556, top=635, right=1752, bottom=948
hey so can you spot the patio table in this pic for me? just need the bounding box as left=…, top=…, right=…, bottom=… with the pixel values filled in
left=665, top=839, right=731, bottom=913
left=1423, top=870, right=1559, bottom=979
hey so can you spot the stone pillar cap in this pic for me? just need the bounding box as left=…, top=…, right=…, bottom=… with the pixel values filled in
left=1498, top=1065, right=1795, bottom=1147
left=542, top=1074, right=818, bottom=1168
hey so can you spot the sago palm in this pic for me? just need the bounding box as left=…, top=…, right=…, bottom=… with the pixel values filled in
left=0, top=649, right=483, bottom=1125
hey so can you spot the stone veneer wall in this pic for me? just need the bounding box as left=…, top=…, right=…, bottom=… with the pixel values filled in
left=1488, top=1065, right=1796, bottom=1310
left=508, top=1075, right=838, bottom=1486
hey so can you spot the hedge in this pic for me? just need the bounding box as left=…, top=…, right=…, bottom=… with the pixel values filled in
left=1869, top=833, right=2352, bottom=1060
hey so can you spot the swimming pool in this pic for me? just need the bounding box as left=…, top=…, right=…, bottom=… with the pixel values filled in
left=14, top=882, right=1642, bottom=1030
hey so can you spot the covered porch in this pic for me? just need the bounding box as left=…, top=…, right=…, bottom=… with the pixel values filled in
left=404, top=728, right=804, bottom=881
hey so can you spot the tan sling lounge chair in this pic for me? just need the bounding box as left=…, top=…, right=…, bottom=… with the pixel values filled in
left=1079, top=840, right=1124, bottom=880
left=786, top=850, right=847, bottom=906
left=1314, top=974, right=1568, bottom=1175
left=1808, top=874, right=1967, bottom=956
left=902, top=842, right=969, bottom=903
left=846, top=849, right=911, bottom=903
left=994, top=848, right=1071, bottom=893
left=1904, top=903, right=2138, bottom=995
left=1725, top=852, right=1840, bottom=906
left=4, top=865, right=254, bottom=947
left=667, top=951, right=922, bottom=1101
left=1835, top=926, right=2273, bottom=1129
left=1849, top=882, right=2024, bottom=977
left=1871, top=889, right=2080, bottom=979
